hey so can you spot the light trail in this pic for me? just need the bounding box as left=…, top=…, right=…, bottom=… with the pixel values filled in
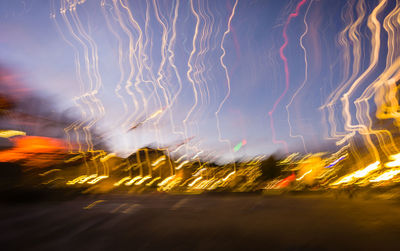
left=296, top=169, right=312, bottom=181
left=135, top=175, right=151, bottom=185
left=183, top=0, right=201, bottom=156
left=114, top=176, right=131, bottom=186
left=215, top=0, right=239, bottom=166
left=101, top=0, right=129, bottom=126
left=151, top=155, right=166, bottom=166
left=330, top=161, right=380, bottom=186
left=157, top=175, right=175, bottom=186
left=321, top=0, right=366, bottom=142
left=84, top=200, right=105, bottom=210
left=175, top=160, right=189, bottom=170
left=113, top=0, right=145, bottom=136
left=222, top=170, right=235, bottom=182
left=125, top=175, right=142, bottom=186
left=87, top=175, right=108, bottom=184
left=370, top=169, right=400, bottom=182
left=0, top=130, right=26, bottom=138
left=166, top=0, right=186, bottom=143
left=146, top=177, right=161, bottom=186
left=188, top=176, right=202, bottom=187
left=268, top=0, right=307, bottom=154
left=339, top=0, right=387, bottom=162
left=286, top=0, right=313, bottom=153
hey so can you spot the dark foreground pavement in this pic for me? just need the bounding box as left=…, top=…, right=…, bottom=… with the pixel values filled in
left=1, top=193, right=400, bottom=250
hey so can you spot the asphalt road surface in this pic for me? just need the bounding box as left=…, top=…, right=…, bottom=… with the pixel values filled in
left=1, top=193, right=400, bottom=250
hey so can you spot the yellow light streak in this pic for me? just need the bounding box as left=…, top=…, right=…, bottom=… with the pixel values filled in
left=78, top=174, right=98, bottom=184
left=100, top=153, right=116, bottom=162
left=135, top=175, right=151, bottom=185
left=125, top=176, right=142, bottom=186
left=39, top=169, right=61, bottom=176
left=157, top=175, right=175, bottom=186
left=84, top=200, right=105, bottom=210
left=222, top=171, right=236, bottom=182
left=147, top=108, right=163, bottom=121
left=188, top=177, right=202, bottom=187
left=340, top=0, right=387, bottom=160
left=384, top=153, right=400, bottom=167
left=175, top=160, right=189, bottom=170
left=208, top=180, right=222, bottom=190
left=0, top=130, right=26, bottom=138
left=296, top=169, right=312, bottom=181
left=370, top=169, right=400, bottom=182
left=114, top=176, right=131, bottom=186
left=193, top=167, right=206, bottom=177
left=152, top=156, right=166, bottom=166
left=279, top=152, right=299, bottom=165
left=331, top=161, right=380, bottom=186
left=87, top=175, right=108, bottom=184
left=42, top=178, right=64, bottom=185
left=65, top=154, right=83, bottom=163
left=194, top=178, right=216, bottom=190
left=67, top=175, right=87, bottom=185
left=146, top=177, right=161, bottom=186
left=321, top=0, right=366, bottom=141
left=160, top=177, right=182, bottom=191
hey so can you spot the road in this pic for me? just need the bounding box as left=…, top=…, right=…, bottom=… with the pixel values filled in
left=1, top=193, right=400, bottom=250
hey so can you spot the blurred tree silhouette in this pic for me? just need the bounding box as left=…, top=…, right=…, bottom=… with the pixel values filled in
left=0, top=64, right=109, bottom=152
left=259, top=155, right=282, bottom=180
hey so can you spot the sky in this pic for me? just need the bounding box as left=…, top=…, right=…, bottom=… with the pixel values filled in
left=0, top=0, right=396, bottom=162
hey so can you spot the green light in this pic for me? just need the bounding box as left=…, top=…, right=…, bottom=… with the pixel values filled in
left=234, top=142, right=242, bottom=152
